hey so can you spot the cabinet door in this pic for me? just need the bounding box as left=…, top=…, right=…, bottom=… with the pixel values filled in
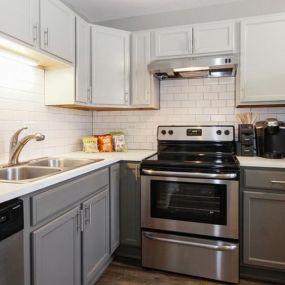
left=120, top=163, right=141, bottom=247
left=33, top=206, right=81, bottom=285
left=82, top=188, right=110, bottom=285
left=75, top=17, right=91, bottom=104
left=0, top=0, right=38, bottom=47
left=238, top=15, right=285, bottom=104
left=153, top=27, right=192, bottom=58
left=243, top=191, right=285, bottom=270
left=110, top=164, right=120, bottom=254
left=91, top=26, right=130, bottom=106
left=40, top=0, right=75, bottom=63
left=193, top=22, right=235, bottom=54
left=131, top=32, right=151, bottom=106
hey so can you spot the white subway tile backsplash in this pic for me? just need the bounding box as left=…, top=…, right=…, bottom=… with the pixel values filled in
left=204, top=93, right=218, bottom=100
left=93, top=77, right=285, bottom=151
left=0, top=59, right=92, bottom=162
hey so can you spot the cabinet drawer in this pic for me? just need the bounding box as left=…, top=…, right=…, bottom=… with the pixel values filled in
left=31, top=168, right=108, bottom=226
left=142, top=231, right=239, bottom=283
left=243, top=168, right=285, bottom=190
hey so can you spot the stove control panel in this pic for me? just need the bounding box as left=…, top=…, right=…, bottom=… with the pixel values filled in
left=158, top=126, right=235, bottom=141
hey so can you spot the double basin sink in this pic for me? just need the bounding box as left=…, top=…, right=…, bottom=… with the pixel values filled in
left=0, top=158, right=104, bottom=183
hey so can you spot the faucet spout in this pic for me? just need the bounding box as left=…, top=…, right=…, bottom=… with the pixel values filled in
left=8, top=128, right=45, bottom=166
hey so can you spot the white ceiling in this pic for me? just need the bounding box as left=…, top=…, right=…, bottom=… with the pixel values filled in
left=62, top=0, right=242, bottom=22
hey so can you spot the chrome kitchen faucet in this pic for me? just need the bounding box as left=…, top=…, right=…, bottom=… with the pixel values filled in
left=9, top=127, right=45, bottom=166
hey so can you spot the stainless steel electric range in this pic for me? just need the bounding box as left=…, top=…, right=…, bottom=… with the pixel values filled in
left=140, top=125, right=240, bottom=284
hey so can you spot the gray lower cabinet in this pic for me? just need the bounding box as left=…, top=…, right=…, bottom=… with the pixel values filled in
left=242, top=167, right=285, bottom=272
left=120, top=162, right=141, bottom=248
left=82, top=187, right=110, bottom=285
left=33, top=206, right=81, bottom=285
left=29, top=168, right=111, bottom=285
left=110, top=163, right=120, bottom=254
left=243, top=190, right=285, bottom=270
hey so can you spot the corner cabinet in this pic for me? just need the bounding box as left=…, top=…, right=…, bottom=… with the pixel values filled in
left=131, top=32, right=159, bottom=109
left=237, top=14, right=285, bottom=106
left=241, top=167, right=285, bottom=272
left=118, top=163, right=141, bottom=259
left=110, top=164, right=120, bottom=254
left=91, top=25, right=130, bottom=106
left=40, top=0, right=75, bottom=63
left=0, top=0, right=39, bottom=47
left=75, top=16, right=91, bottom=105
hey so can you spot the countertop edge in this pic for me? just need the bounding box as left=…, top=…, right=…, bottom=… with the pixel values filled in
left=0, top=150, right=156, bottom=204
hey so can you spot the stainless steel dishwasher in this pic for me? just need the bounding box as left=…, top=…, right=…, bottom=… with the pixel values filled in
left=0, top=199, right=24, bottom=285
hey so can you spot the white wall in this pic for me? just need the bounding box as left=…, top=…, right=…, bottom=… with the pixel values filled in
left=0, top=55, right=92, bottom=163
left=96, top=0, right=285, bottom=31
left=93, top=77, right=285, bottom=150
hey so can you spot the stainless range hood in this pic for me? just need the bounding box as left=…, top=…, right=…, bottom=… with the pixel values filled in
left=148, top=54, right=238, bottom=80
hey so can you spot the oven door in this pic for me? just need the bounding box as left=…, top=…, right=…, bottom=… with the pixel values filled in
left=141, top=173, right=239, bottom=239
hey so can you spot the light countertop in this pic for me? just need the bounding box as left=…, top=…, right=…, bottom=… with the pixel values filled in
left=237, top=156, right=285, bottom=168
left=1, top=150, right=285, bottom=204
left=0, top=150, right=156, bottom=204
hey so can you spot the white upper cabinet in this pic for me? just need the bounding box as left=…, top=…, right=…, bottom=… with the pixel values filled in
left=75, top=17, right=91, bottom=104
left=152, top=21, right=236, bottom=59
left=91, top=25, right=130, bottom=106
left=193, top=22, right=236, bottom=54
left=131, top=32, right=159, bottom=108
left=153, top=27, right=192, bottom=58
left=238, top=14, right=285, bottom=105
left=0, top=0, right=39, bottom=47
left=40, top=0, right=75, bottom=63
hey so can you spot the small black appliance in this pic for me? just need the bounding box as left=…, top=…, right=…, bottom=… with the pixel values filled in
left=255, top=118, right=285, bottom=159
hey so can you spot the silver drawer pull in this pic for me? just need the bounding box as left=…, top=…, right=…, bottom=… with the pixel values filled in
left=271, top=180, right=285, bottom=184
left=142, top=169, right=237, bottom=179
left=144, top=232, right=237, bottom=251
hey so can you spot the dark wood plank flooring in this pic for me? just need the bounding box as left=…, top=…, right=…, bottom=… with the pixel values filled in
left=96, top=261, right=273, bottom=285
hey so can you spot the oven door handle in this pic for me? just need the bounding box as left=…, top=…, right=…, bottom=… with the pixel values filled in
left=144, top=232, right=237, bottom=251
left=141, top=169, right=237, bottom=179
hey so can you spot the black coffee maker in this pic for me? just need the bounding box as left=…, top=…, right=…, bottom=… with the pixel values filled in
left=255, top=118, right=285, bottom=159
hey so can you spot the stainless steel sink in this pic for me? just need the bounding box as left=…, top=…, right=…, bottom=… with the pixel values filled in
left=0, top=166, right=62, bottom=183
left=0, top=158, right=104, bottom=183
left=28, top=158, right=103, bottom=169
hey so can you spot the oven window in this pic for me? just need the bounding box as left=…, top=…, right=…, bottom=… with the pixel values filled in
left=151, top=180, right=227, bottom=225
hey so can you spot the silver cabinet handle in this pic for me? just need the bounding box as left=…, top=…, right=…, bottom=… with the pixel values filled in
left=80, top=209, right=84, bottom=232
left=124, top=91, right=129, bottom=103
left=76, top=210, right=81, bottom=232
left=89, top=204, right=92, bottom=225
left=144, top=232, right=237, bottom=251
left=87, top=87, right=91, bottom=104
left=84, top=204, right=92, bottom=225
left=271, top=180, right=285, bottom=184
left=33, top=24, right=38, bottom=44
left=44, top=28, right=49, bottom=48
left=135, top=165, right=140, bottom=181
left=141, top=169, right=237, bottom=179
left=84, top=205, right=89, bottom=225
left=188, top=30, right=193, bottom=53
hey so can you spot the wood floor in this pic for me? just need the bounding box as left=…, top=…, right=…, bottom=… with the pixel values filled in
left=96, top=261, right=273, bottom=285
